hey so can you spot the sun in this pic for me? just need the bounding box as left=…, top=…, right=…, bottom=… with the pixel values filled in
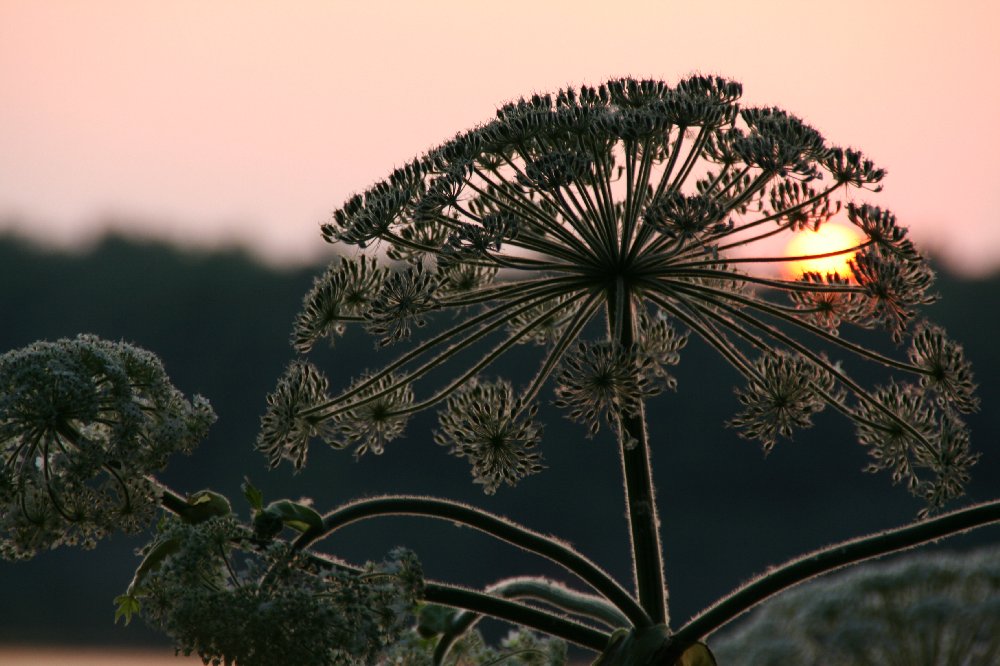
left=783, top=222, right=865, bottom=280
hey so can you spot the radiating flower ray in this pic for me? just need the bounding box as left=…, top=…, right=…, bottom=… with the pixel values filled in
left=260, top=74, right=977, bottom=518
left=300, top=281, right=596, bottom=419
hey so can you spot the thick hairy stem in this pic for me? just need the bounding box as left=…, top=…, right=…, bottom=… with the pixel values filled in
left=295, top=495, right=650, bottom=628
left=671, top=498, right=1000, bottom=652
left=434, top=577, right=630, bottom=665
left=607, top=281, right=668, bottom=625
left=150, top=478, right=189, bottom=516
left=462, top=577, right=630, bottom=630
left=304, top=551, right=611, bottom=653
left=488, top=577, right=633, bottom=628
left=619, top=403, right=667, bottom=625
left=424, top=581, right=610, bottom=651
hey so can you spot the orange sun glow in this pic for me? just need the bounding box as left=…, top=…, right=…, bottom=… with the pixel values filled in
left=782, top=223, right=865, bottom=280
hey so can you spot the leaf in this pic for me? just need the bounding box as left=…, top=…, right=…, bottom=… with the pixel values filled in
left=181, top=490, right=233, bottom=524
left=241, top=477, right=264, bottom=511
left=125, top=536, right=181, bottom=595
left=265, top=499, right=324, bottom=533
left=114, top=593, right=142, bottom=626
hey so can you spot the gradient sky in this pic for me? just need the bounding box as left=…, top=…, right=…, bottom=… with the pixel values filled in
left=1, top=1, right=998, bottom=274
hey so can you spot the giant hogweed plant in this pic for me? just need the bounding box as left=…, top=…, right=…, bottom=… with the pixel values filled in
left=0, top=76, right=996, bottom=665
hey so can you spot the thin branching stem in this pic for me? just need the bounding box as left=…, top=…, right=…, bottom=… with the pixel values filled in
left=301, top=277, right=590, bottom=418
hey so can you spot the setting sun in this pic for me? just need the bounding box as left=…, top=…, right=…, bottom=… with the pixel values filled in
left=783, top=223, right=865, bottom=280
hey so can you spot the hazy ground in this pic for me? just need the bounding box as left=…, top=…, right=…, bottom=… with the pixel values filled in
left=0, top=648, right=201, bottom=665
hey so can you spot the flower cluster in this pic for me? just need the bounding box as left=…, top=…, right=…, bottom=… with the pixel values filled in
left=293, top=255, right=384, bottom=353
left=257, top=361, right=333, bottom=469
left=258, top=361, right=417, bottom=468
left=130, top=515, right=423, bottom=666
left=854, top=383, right=977, bottom=513
left=0, top=335, right=215, bottom=558
left=435, top=379, right=544, bottom=494
left=259, top=75, right=977, bottom=509
left=729, top=351, right=836, bottom=452
left=554, top=341, right=664, bottom=437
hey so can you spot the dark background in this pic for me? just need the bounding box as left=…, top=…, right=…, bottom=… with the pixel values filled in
left=0, top=234, right=997, bottom=649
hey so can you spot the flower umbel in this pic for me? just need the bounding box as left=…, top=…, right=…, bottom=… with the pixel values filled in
left=292, top=255, right=385, bottom=353
left=554, top=342, right=663, bottom=437
left=130, top=515, right=423, bottom=666
left=730, top=351, right=835, bottom=452
left=273, top=75, right=976, bottom=515
left=853, top=382, right=978, bottom=513
left=364, top=262, right=439, bottom=347
left=908, top=321, right=979, bottom=414
left=257, top=361, right=332, bottom=470
left=328, top=372, right=415, bottom=457
left=0, top=335, right=215, bottom=558
left=435, top=379, right=544, bottom=494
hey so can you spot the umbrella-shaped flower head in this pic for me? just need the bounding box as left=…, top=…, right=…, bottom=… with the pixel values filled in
left=0, top=335, right=215, bottom=558
left=260, top=76, right=976, bottom=513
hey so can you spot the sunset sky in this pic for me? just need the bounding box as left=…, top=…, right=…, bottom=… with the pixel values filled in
left=1, top=5, right=999, bottom=662
left=1, top=1, right=998, bottom=275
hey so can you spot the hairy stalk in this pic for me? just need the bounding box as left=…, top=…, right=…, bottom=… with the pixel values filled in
left=607, top=280, right=668, bottom=625
left=434, top=577, right=630, bottom=665
left=295, top=494, right=650, bottom=628
left=302, top=551, right=612, bottom=653
left=424, top=581, right=610, bottom=651
left=669, top=498, right=1000, bottom=657
left=483, top=576, right=631, bottom=628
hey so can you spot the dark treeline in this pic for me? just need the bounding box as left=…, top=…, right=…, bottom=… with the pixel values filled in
left=1, top=234, right=997, bottom=647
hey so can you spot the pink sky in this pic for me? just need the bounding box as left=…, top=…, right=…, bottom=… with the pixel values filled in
left=1, top=1, right=998, bottom=274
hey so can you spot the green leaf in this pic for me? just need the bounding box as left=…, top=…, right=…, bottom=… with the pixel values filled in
left=241, top=477, right=264, bottom=511
left=265, top=499, right=324, bottom=533
left=181, top=490, right=233, bottom=524
left=114, top=593, right=142, bottom=626
left=125, top=536, right=181, bottom=595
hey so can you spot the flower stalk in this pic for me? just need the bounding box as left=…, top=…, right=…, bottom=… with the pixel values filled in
left=666, top=498, right=1000, bottom=661
left=294, top=494, right=650, bottom=628
left=607, top=280, right=668, bottom=625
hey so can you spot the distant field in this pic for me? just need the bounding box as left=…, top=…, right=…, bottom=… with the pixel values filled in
left=0, top=648, right=201, bottom=665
